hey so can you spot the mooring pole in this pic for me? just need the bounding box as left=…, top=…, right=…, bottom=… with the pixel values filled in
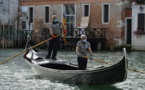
left=2, top=24, right=5, bottom=48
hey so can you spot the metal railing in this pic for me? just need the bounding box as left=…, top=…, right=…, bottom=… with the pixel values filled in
left=0, top=27, right=107, bottom=48
left=0, top=29, right=32, bottom=48
left=67, top=28, right=107, bottom=38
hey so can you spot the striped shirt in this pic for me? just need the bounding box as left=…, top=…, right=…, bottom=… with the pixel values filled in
left=76, top=40, right=91, bottom=56
left=50, top=21, right=62, bottom=34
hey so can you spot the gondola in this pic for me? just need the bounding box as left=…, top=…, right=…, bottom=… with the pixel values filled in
left=23, top=47, right=127, bottom=85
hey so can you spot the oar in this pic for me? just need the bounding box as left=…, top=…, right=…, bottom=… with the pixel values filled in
left=82, top=55, right=112, bottom=64
left=82, top=55, right=145, bottom=74
left=0, top=33, right=62, bottom=65
left=128, top=67, right=145, bottom=74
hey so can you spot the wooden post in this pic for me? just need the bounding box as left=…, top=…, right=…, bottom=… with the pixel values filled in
left=8, top=24, right=10, bottom=48
left=8, top=26, right=9, bottom=48
left=2, top=24, right=4, bottom=48
left=12, top=25, right=14, bottom=48
left=18, top=30, right=19, bottom=48
left=110, top=45, right=114, bottom=51
left=5, top=25, right=7, bottom=48
left=0, top=22, right=2, bottom=48
left=12, top=27, right=14, bottom=48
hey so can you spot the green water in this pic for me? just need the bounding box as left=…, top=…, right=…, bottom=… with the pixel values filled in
left=0, top=49, right=145, bottom=90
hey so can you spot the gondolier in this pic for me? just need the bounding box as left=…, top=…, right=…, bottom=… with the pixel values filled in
left=46, top=15, right=66, bottom=60
left=76, top=34, right=93, bottom=70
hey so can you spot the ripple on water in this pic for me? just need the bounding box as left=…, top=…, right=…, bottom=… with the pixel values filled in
left=0, top=49, right=145, bottom=90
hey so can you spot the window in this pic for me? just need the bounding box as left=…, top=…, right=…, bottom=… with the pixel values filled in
left=83, top=5, right=89, bottom=16
left=63, top=4, right=76, bottom=31
left=29, top=7, right=33, bottom=23
left=102, top=4, right=110, bottom=23
left=22, top=21, right=26, bottom=29
left=45, top=6, right=49, bottom=23
left=138, top=13, right=145, bottom=31
left=65, top=4, right=75, bottom=14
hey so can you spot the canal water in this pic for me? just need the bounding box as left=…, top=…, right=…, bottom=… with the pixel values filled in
left=0, top=49, right=145, bottom=90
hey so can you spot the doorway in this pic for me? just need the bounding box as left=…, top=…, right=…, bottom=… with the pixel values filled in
left=125, top=18, right=132, bottom=44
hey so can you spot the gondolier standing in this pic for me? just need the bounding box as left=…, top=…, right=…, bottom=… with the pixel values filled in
left=76, top=34, right=93, bottom=70
left=46, top=15, right=66, bottom=60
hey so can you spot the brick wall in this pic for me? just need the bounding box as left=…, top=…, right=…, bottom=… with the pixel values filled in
left=19, top=0, right=130, bottom=47
left=19, top=0, right=122, bottom=5
left=88, top=2, right=124, bottom=46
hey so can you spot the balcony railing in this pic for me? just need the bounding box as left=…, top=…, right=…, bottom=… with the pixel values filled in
left=67, top=28, right=107, bottom=38
left=136, top=0, right=145, bottom=4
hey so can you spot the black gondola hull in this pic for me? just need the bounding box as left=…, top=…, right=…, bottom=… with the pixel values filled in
left=24, top=48, right=127, bottom=85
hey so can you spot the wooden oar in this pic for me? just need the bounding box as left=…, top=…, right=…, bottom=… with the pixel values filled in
left=128, top=67, right=145, bottom=74
left=82, top=55, right=112, bottom=64
left=0, top=33, right=62, bottom=65
left=82, top=55, right=145, bottom=74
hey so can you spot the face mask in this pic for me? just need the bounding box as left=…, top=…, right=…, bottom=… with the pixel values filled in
left=82, top=39, right=87, bottom=43
left=53, top=18, right=58, bottom=24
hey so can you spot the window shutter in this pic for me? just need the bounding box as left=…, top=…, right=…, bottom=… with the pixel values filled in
left=138, top=13, right=145, bottom=31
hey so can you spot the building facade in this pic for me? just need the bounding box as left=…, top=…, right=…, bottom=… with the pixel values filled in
left=131, top=0, right=145, bottom=50
left=0, top=0, right=19, bottom=28
left=19, top=0, right=131, bottom=48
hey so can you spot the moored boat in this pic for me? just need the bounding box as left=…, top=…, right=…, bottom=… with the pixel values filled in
left=23, top=48, right=127, bottom=85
